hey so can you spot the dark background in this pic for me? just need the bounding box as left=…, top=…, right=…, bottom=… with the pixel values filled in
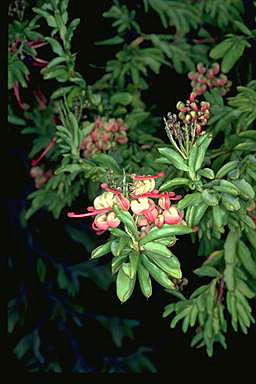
left=7, top=0, right=255, bottom=373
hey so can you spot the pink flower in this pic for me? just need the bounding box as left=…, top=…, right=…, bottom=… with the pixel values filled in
left=163, top=207, right=183, bottom=224
left=130, top=197, right=152, bottom=215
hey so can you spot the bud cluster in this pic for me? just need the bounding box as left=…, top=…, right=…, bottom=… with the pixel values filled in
left=68, top=173, right=185, bottom=236
left=80, top=116, right=128, bottom=157
left=188, top=62, right=232, bottom=96
left=165, top=94, right=211, bottom=153
left=30, top=166, right=53, bottom=189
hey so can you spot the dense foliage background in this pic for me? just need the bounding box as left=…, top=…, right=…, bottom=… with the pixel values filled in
left=7, top=0, right=256, bottom=372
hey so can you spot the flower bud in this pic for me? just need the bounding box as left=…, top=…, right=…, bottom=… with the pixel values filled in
left=212, top=63, right=220, bottom=75
left=30, top=166, right=44, bottom=178
left=197, top=63, right=206, bottom=74
left=176, top=101, right=185, bottom=111
left=197, top=74, right=206, bottom=83
left=189, top=92, right=197, bottom=102
left=188, top=71, right=198, bottom=80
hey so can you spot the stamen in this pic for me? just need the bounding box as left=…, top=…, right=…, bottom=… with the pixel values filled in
left=131, top=172, right=165, bottom=180
left=67, top=207, right=112, bottom=218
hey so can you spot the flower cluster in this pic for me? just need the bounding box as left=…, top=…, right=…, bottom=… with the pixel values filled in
left=68, top=173, right=184, bottom=235
left=80, top=117, right=128, bottom=157
left=165, top=93, right=211, bottom=145
left=188, top=62, right=232, bottom=96
left=30, top=166, right=53, bottom=189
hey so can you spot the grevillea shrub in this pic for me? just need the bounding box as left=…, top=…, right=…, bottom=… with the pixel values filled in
left=8, top=0, right=256, bottom=372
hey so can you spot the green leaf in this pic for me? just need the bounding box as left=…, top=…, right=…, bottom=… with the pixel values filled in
left=193, top=265, right=221, bottom=278
left=198, top=168, right=215, bottom=180
left=36, top=258, right=47, bottom=283
left=158, top=147, right=189, bottom=171
left=116, top=266, right=135, bottom=303
left=143, top=241, right=173, bottom=258
left=177, top=192, right=202, bottom=210
left=145, top=251, right=182, bottom=279
left=194, top=134, right=213, bottom=171
left=231, top=179, right=255, bottom=200
left=46, top=56, right=66, bottom=69
left=66, top=18, right=80, bottom=43
left=113, top=206, right=139, bottom=241
left=91, top=153, right=121, bottom=173
left=141, top=253, right=176, bottom=289
left=233, top=21, right=252, bottom=36
left=221, top=193, right=240, bottom=211
left=224, top=229, right=240, bottom=264
left=91, top=241, right=112, bottom=259
left=138, top=262, right=152, bottom=299
left=209, top=39, right=234, bottom=59
left=139, top=224, right=193, bottom=245
left=215, top=160, right=239, bottom=179
left=221, top=40, right=248, bottom=73
left=110, top=92, right=133, bottom=105
left=237, top=240, right=256, bottom=279
left=159, top=178, right=190, bottom=191
left=45, top=37, right=64, bottom=56
left=202, top=189, right=219, bottom=206
left=95, top=36, right=125, bottom=46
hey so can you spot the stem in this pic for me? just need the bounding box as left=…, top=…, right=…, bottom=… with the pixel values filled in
left=217, top=276, right=225, bottom=304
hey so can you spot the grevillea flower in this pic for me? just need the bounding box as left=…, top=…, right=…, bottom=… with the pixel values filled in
left=68, top=172, right=185, bottom=236
left=163, top=207, right=183, bottom=225
left=130, top=197, right=152, bottom=215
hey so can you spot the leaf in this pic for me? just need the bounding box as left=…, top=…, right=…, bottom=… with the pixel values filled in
left=159, top=178, right=190, bottom=191
left=237, top=240, right=256, bottom=279
left=145, top=251, right=182, bottom=279
left=110, top=92, right=133, bottom=105
left=201, top=189, right=218, bottom=206
left=45, top=37, right=64, bottom=56
left=143, top=241, right=174, bottom=258
left=177, top=192, right=202, bottom=210
left=91, top=241, right=112, bottom=260
left=141, top=253, right=176, bottom=289
left=233, top=20, right=252, bottom=36
left=215, top=160, right=239, bottom=179
left=224, top=229, right=240, bottom=264
left=65, top=224, right=95, bottom=252
left=113, top=206, right=139, bottom=241
left=138, top=262, right=152, bottom=298
left=158, top=147, right=189, bottom=171
left=209, top=39, right=234, bottom=59
left=91, top=153, right=121, bottom=173
left=95, top=36, right=125, bottom=46
left=139, top=224, right=193, bottom=245
left=221, top=40, right=248, bottom=73
left=46, top=56, right=66, bottom=69
left=116, top=266, right=135, bottom=303
left=66, top=18, right=80, bottom=43
left=36, top=258, right=47, bottom=283
left=194, top=134, right=213, bottom=171
left=57, top=266, right=68, bottom=289
left=198, top=168, right=215, bottom=180
left=193, top=265, right=221, bottom=278
left=231, top=179, right=255, bottom=200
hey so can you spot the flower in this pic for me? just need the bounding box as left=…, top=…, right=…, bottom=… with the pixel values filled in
left=163, top=207, right=183, bottom=225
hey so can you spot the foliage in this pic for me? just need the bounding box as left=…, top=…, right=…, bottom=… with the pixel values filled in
left=8, top=0, right=256, bottom=372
